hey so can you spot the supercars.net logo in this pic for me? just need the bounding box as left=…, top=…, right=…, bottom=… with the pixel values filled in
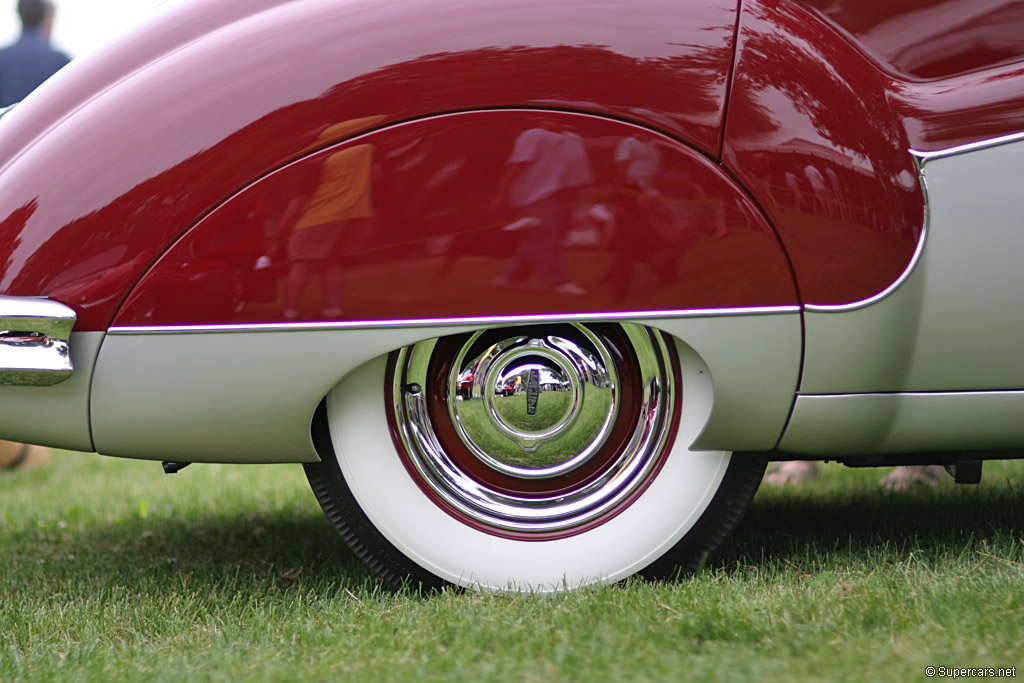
left=925, top=666, right=1017, bottom=678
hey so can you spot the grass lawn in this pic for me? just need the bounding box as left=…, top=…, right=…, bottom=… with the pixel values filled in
left=2, top=452, right=1022, bottom=681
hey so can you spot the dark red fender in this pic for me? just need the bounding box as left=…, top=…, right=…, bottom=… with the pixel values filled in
left=113, top=111, right=798, bottom=327
left=0, top=0, right=740, bottom=331
left=724, top=0, right=926, bottom=306
left=725, top=0, right=1024, bottom=307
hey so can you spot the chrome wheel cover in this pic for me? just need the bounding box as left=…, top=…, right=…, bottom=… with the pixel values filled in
left=390, top=323, right=676, bottom=535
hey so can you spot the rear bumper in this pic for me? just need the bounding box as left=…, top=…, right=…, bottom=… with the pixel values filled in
left=0, top=296, right=76, bottom=386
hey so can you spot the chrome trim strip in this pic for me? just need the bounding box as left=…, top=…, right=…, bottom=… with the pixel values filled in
left=911, top=130, right=1024, bottom=166
left=804, top=147, right=932, bottom=314
left=89, top=309, right=800, bottom=463
left=0, top=295, right=76, bottom=386
left=779, top=390, right=1024, bottom=456
left=804, top=214, right=928, bottom=313
left=107, top=305, right=801, bottom=335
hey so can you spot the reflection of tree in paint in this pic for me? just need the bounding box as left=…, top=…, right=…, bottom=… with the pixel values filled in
left=800, top=0, right=1024, bottom=79
left=724, top=0, right=926, bottom=303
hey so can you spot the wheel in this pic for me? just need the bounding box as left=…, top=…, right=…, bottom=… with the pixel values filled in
left=305, top=323, right=765, bottom=592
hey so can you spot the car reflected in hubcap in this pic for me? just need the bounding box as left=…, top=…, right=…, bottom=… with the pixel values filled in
left=449, top=329, right=618, bottom=478
left=389, top=323, right=678, bottom=538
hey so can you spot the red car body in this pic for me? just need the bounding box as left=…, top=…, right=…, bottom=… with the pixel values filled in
left=1, top=0, right=1023, bottom=591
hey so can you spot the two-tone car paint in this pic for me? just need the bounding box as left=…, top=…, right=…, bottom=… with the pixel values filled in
left=2, top=0, right=1023, bottom=590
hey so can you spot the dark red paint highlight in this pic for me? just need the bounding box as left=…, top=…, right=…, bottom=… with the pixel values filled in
left=797, top=0, right=1024, bottom=80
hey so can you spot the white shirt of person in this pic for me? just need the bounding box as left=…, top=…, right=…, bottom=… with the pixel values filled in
left=506, top=127, right=594, bottom=207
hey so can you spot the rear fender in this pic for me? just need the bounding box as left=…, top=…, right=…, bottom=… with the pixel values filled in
left=90, top=110, right=804, bottom=463
left=113, top=110, right=798, bottom=327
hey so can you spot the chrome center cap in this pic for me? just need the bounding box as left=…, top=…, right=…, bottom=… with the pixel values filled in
left=486, top=340, right=580, bottom=450
left=449, top=327, right=618, bottom=479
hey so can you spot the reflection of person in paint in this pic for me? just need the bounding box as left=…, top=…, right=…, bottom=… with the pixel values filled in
left=616, top=136, right=662, bottom=193
left=602, top=135, right=722, bottom=298
left=493, top=124, right=592, bottom=295
left=804, top=163, right=828, bottom=213
left=283, top=118, right=382, bottom=319
left=600, top=136, right=661, bottom=297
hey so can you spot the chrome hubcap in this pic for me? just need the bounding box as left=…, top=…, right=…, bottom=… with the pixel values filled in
left=449, top=329, right=617, bottom=478
left=391, top=323, right=676, bottom=535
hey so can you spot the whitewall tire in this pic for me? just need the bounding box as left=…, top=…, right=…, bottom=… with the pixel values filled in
left=305, top=323, right=765, bottom=592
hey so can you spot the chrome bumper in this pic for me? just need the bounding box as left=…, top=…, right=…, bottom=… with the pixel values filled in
left=0, top=296, right=76, bottom=386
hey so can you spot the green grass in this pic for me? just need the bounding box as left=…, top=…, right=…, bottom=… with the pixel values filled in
left=453, top=392, right=612, bottom=468
left=2, top=453, right=1023, bottom=681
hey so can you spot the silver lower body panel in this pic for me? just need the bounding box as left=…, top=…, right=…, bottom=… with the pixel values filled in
left=779, top=391, right=1024, bottom=456
left=0, top=331, right=101, bottom=451
left=90, top=312, right=802, bottom=464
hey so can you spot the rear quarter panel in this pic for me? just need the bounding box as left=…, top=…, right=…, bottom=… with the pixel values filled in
left=0, top=0, right=741, bottom=331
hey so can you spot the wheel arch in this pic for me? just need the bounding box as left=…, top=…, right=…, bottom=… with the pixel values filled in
left=90, top=309, right=800, bottom=464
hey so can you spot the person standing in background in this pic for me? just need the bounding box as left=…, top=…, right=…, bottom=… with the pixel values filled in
left=0, top=0, right=69, bottom=108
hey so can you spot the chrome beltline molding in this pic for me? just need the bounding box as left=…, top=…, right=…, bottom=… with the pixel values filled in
left=803, top=214, right=929, bottom=314
left=910, top=130, right=1024, bottom=165
left=107, top=305, right=801, bottom=334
